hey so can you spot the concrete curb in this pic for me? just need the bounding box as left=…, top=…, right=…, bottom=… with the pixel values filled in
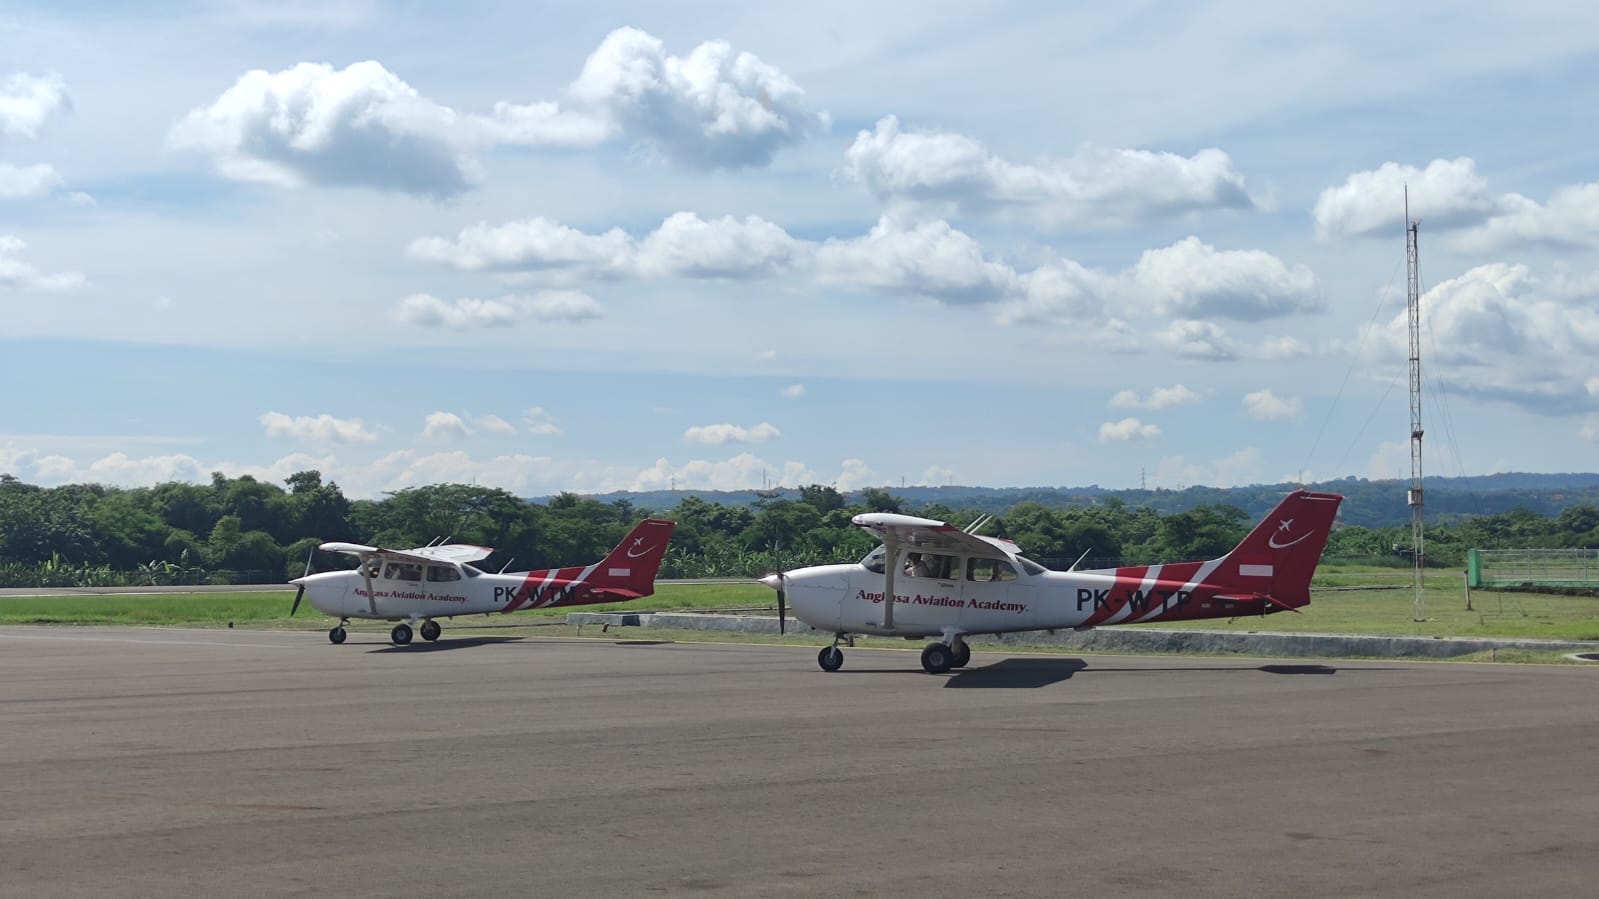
left=566, top=611, right=1599, bottom=659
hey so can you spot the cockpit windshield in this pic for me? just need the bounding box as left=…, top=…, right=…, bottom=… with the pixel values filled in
left=861, top=545, right=887, bottom=573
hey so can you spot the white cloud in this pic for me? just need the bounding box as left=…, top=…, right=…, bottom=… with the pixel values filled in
left=843, top=115, right=1254, bottom=227
left=917, top=465, right=954, bottom=486
left=1099, top=417, right=1161, bottom=443
left=259, top=411, right=377, bottom=443
left=168, top=61, right=475, bottom=197
left=0, top=162, right=62, bottom=199
left=522, top=407, right=561, bottom=436
left=1122, top=237, right=1321, bottom=320
left=408, top=212, right=798, bottom=280
left=781, top=384, right=806, bottom=398
left=1242, top=389, right=1302, bottom=421
left=396, top=290, right=601, bottom=328
left=633, top=212, right=803, bottom=278
left=1358, top=262, right=1599, bottom=414
left=1580, top=419, right=1599, bottom=443
left=1258, top=336, right=1311, bottom=360
left=1153, top=448, right=1263, bottom=490
left=627, top=453, right=818, bottom=492
left=364, top=449, right=559, bottom=496
left=1314, top=158, right=1505, bottom=238
left=814, top=217, right=1019, bottom=304
left=475, top=414, right=516, bottom=435
left=683, top=422, right=781, bottom=445
left=1109, top=384, right=1201, bottom=410
left=422, top=411, right=471, bottom=441
left=1154, top=320, right=1237, bottom=361
left=0, top=72, right=70, bottom=139
left=833, top=458, right=875, bottom=492
left=0, top=235, right=86, bottom=291
left=568, top=26, right=828, bottom=170
left=1452, top=181, right=1599, bottom=252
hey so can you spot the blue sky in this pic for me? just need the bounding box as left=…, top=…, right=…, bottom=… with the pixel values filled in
left=3, top=1, right=1598, bottom=499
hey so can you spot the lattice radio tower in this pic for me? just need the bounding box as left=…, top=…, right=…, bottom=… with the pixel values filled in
left=1406, top=189, right=1426, bottom=621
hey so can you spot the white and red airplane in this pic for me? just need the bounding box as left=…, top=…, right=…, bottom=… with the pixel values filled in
left=759, top=490, right=1343, bottom=673
left=291, top=518, right=675, bottom=646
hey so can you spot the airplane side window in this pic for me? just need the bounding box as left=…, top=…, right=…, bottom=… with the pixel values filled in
left=395, top=563, right=423, bottom=581
left=383, top=562, right=401, bottom=580
left=905, top=552, right=956, bottom=580
left=427, top=565, right=460, bottom=582
left=968, top=559, right=1015, bottom=581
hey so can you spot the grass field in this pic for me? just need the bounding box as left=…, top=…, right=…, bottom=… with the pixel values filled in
left=3, top=576, right=1597, bottom=642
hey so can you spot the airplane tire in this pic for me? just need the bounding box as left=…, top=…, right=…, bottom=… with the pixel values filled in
left=818, top=646, right=844, bottom=672
left=921, top=643, right=954, bottom=674
left=951, top=641, right=971, bottom=668
left=420, top=620, right=441, bottom=642
left=391, top=623, right=413, bottom=646
left=329, top=627, right=347, bottom=645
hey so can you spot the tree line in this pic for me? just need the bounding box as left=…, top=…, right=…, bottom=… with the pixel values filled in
left=1, top=472, right=1596, bottom=587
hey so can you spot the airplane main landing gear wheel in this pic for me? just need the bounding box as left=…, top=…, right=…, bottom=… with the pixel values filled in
left=390, top=623, right=414, bottom=645
left=921, top=642, right=954, bottom=674
left=328, top=626, right=347, bottom=644
left=951, top=640, right=971, bottom=668
left=818, top=645, right=844, bottom=672
left=420, top=620, right=441, bottom=642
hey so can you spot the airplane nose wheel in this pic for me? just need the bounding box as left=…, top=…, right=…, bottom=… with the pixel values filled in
left=920, top=642, right=954, bottom=674
left=390, top=623, right=413, bottom=645
left=328, top=623, right=347, bottom=644
left=817, top=644, right=844, bottom=672
left=420, top=620, right=441, bottom=642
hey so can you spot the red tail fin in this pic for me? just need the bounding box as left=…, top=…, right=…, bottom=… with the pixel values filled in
left=1214, top=490, right=1343, bottom=609
left=589, top=519, right=675, bottom=597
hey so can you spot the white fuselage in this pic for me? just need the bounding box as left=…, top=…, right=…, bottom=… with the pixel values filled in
left=296, top=568, right=555, bottom=621
left=784, top=560, right=1257, bottom=638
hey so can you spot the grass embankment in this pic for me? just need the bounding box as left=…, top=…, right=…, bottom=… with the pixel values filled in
left=3, top=576, right=1597, bottom=643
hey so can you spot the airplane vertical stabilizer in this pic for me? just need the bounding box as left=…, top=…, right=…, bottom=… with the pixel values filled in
left=1213, top=490, right=1343, bottom=609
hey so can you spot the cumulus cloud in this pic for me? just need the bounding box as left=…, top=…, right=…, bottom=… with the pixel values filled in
left=814, top=217, right=1019, bottom=304
left=781, top=384, right=805, bottom=398
left=0, top=162, right=63, bottom=199
left=1451, top=181, right=1599, bottom=252
left=0, top=235, right=87, bottom=290
left=396, top=290, right=601, bottom=327
left=1109, top=385, right=1201, bottom=410
left=1099, top=417, right=1160, bottom=442
left=843, top=115, right=1253, bottom=227
left=408, top=212, right=800, bottom=280
left=364, top=449, right=558, bottom=496
left=1242, top=389, right=1302, bottom=421
left=169, top=61, right=476, bottom=197
left=1314, top=157, right=1505, bottom=238
left=683, top=422, right=781, bottom=445
left=1123, top=237, right=1321, bottom=320
left=522, top=407, right=561, bottom=436
left=476, top=414, right=516, bottom=435
left=1358, top=262, right=1599, bottom=414
left=1153, top=448, right=1263, bottom=490
left=1153, top=320, right=1237, bottom=361
left=259, top=411, right=377, bottom=443
left=0, top=72, right=70, bottom=139
left=422, top=411, right=471, bottom=441
left=568, top=26, right=828, bottom=169
left=1258, top=336, right=1311, bottom=360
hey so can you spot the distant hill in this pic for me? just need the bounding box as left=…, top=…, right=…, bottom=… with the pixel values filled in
left=537, top=473, right=1599, bottom=529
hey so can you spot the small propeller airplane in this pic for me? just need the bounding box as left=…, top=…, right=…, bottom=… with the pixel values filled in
left=290, top=518, right=675, bottom=646
left=759, top=490, right=1343, bottom=673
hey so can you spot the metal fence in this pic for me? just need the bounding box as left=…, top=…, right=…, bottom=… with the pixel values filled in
left=1467, top=548, right=1599, bottom=588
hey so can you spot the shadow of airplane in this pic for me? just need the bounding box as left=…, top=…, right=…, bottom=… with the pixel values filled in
left=369, top=636, right=527, bottom=653
left=942, top=657, right=1090, bottom=688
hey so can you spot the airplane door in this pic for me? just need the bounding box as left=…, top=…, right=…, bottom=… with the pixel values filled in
left=961, top=558, right=1036, bottom=631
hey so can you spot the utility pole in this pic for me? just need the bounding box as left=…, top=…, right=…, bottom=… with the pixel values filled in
left=1406, top=188, right=1426, bottom=621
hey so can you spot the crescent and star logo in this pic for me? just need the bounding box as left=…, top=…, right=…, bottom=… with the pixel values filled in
left=625, top=537, right=654, bottom=559
left=1268, top=518, right=1312, bottom=549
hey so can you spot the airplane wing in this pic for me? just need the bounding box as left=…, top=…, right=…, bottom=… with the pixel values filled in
left=318, top=542, right=495, bottom=565
left=851, top=512, right=1022, bottom=558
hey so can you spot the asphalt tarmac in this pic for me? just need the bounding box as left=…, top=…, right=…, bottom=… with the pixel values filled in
left=3, top=626, right=1598, bottom=898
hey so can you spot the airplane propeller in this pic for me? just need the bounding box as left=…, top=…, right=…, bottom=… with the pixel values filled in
left=290, top=544, right=315, bottom=616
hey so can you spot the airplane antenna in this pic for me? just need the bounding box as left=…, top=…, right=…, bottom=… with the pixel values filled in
left=1066, top=547, right=1092, bottom=573
left=498, top=557, right=515, bottom=574
left=963, top=513, right=992, bottom=535
left=1405, top=186, right=1427, bottom=622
